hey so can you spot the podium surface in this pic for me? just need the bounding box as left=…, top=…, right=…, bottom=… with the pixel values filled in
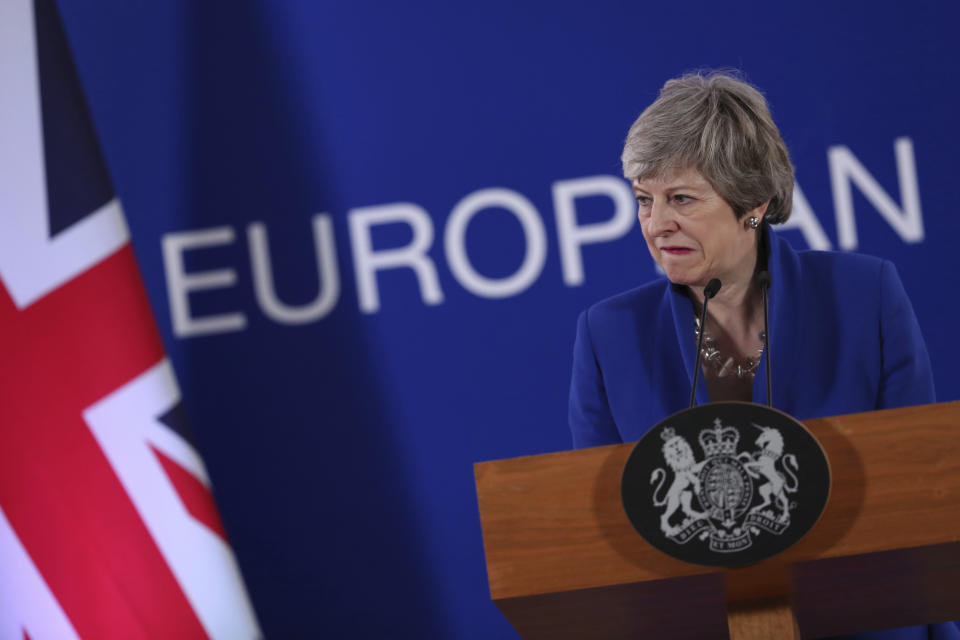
left=474, top=401, right=960, bottom=638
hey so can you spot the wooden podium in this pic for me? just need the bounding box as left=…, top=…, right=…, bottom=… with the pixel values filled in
left=474, top=402, right=960, bottom=639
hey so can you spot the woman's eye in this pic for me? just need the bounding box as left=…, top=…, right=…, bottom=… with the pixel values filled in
left=673, top=194, right=691, bottom=204
left=635, top=195, right=651, bottom=206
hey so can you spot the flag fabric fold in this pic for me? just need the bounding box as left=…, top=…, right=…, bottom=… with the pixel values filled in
left=0, top=1, right=261, bottom=637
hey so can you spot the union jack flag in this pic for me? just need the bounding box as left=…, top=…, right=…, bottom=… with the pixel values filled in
left=0, top=0, right=261, bottom=637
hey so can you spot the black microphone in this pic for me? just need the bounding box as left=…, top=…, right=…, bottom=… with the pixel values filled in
left=758, top=270, right=772, bottom=407
left=690, top=278, right=722, bottom=408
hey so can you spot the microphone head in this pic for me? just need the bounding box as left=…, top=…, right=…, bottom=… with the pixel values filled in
left=758, top=270, right=772, bottom=290
left=704, top=278, right=722, bottom=299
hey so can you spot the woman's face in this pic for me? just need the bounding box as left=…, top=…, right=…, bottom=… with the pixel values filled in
left=633, top=167, right=763, bottom=289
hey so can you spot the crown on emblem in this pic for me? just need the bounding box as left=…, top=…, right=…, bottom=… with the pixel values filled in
left=699, top=418, right=739, bottom=456
left=660, top=427, right=677, bottom=442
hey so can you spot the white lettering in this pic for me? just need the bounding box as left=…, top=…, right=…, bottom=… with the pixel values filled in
left=444, top=188, right=547, bottom=298
left=348, top=204, right=443, bottom=313
left=158, top=140, right=927, bottom=331
left=829, top=137, right=923, bottom=250
left=161, top=227, right=246, bottom=338
left=248, top=215, right=340, bottom=324
left=552, top=176, right=636, bottom=286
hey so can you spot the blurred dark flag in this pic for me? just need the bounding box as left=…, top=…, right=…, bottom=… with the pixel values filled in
left=0, top=0, right=260, bottom=637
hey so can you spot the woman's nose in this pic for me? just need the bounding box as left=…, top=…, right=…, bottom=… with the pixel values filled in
left=647, top=201, right=678, bottom=235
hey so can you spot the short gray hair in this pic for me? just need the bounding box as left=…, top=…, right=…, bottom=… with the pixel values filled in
left=621, top=71, right=794, bottom=223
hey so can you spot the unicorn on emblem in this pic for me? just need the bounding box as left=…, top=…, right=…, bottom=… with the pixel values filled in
left=739, top=424, right=799, bottom=522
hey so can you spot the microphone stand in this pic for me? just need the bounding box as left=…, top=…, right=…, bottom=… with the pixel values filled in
left=758, top=270, right=772, bottom=408
left=690, top=278, right=721, bottom=408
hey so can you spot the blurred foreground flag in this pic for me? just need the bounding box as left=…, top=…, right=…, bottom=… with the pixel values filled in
left=0, top=0, right=261, bottom=638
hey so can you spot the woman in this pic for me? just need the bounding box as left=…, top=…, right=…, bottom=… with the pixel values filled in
left=569, top=71, right=951, bottom=639
left=570, top=71, right=934, bottom=446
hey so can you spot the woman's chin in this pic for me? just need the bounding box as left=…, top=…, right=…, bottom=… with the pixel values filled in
left=661, top=266, right=696, bottom=286
left=663, top=269, right=714, bottom=290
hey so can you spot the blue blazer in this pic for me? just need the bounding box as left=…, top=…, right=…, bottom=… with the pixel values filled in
left=569, top=227, right=935, bottom=448
left=569, top=228, right=954, bottom=639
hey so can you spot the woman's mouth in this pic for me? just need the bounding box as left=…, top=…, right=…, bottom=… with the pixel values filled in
left=661, top=247, right=693, bottom=255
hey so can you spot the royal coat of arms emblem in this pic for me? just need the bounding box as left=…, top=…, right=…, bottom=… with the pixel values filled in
left=622, top=403, right=830, bottom=567
left=652, top=419, right=799, bottom=552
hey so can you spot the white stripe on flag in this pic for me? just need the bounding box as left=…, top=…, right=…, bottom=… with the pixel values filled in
left=0, top=0, right=129, bottom=310
left=0, top=505, right=81, bottom=640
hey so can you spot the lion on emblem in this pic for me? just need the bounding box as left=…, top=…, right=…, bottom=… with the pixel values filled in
left=740, top=425, right=799, bottom=522
left=650, top=429, right=708, bottom=536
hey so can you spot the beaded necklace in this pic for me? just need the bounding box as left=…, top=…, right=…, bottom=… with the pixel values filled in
left=694, top=315, right=765, bottom=379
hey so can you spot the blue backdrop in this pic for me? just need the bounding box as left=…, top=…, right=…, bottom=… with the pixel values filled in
left=58, top=1, right=960, bottom=637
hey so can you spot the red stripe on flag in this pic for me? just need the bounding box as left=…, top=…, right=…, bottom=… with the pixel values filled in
left=0, top=246, right=208, bottom=638
left=150, top=445, right=229, bottom=542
